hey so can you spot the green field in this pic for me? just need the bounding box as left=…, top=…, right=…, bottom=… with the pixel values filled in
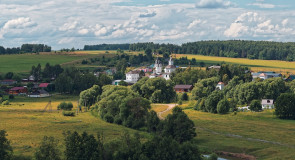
left=2, top=96, right=295, bottom=159
left=0, top=95, right=149, bottom=157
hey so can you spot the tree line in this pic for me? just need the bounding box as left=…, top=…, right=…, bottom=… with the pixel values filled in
left=0, top=44, right=51, bottom=55
left=84, top=40, right=295, bottom=61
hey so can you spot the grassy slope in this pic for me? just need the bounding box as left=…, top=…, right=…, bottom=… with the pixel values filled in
left=0, top=95, right=148, bottom=156
left=160, top=101, right=295, bottom=159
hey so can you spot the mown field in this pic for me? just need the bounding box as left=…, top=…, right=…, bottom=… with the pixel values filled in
left=0, top=95, right=149, bottom=157
left=177, top=54, right=295, bottom=75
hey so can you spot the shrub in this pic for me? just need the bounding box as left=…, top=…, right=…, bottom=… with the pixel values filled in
left=275, top=93, right=295, bottom=119
left=114, top=115, right=122, bottom=124
left=57, top=102, right=73, bottom=111
left=217, top=99, right=230, bottom=114
left=249, top=100, right=262, bottom=112
left=2, top=100, right=10, bottom=105
left=62, top=111, right=75, bottom=116
left=181, top=93, right=189, bottom=101
left=104, top=113, right=114, bottom=123
left=9, top=95, right=14, bottom=100
left=178, top=100, right=183, bottom=105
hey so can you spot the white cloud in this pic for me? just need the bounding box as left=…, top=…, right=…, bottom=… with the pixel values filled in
left=282, top=19, right=288, bottom=26
left=187, top=19, right=202, bottom=29
left=249, top=3, right=276, bottom=9
left=3, top=17, right=36, bottom=30
left=224, top=12, right=295, bottom=39
left=78, top=29, right=89, bottom=35
left=59, top=21, right=78, bottom=31
left=196, top=0, right=234, bottom=9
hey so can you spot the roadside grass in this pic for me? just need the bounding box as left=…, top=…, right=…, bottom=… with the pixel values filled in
left=176, top=54, right=295, bottom=75
left=0, top=95, right=149, bottom=157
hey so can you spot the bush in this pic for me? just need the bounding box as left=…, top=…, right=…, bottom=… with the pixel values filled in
left=249, top=100, right=262, bottom=112
left=57, top=102, right=73, bottom=111
left=275, top=93, right=295, bottom=119
left=62, top=111, right=75, bottom=117
left=104, top=113, right=114, bottom=123
left=9, top=95, right=14, bottom=100
left=217, top=99, right=230, bottom=114
left=178, top=100, right=183, bottom=105
left=181, top=93, right=189, bottom=101
left=2, top=100, right=10, bottom=105
left=114, top=115, right=122, bottom=124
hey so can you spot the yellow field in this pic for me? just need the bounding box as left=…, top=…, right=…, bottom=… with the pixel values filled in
left=177, top=54, right=295, bottom=74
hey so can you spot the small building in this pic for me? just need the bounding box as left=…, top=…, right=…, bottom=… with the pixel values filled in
left=125, top=70, right=141, bottom=83
left=252, top=72, right=282, bottom=80
left=39, top=83, right=49, bottom=88
left=1, top=79, right=17, bottom=85
left=208, top=65, right=221, bottom=70
left=261, top=99, right=274, bottom=109
left=174, top=85, right=193, bottom=93
left=28, top=90, right=50, bottom=98
left=112, top=80, right=122, bottom=85
left=9, top=87, right=28, bottom=95
left=216, top=82, right=225, bottom=90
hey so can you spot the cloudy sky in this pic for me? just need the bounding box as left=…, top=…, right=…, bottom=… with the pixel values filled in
left=0, top=0, right=295, bottom=49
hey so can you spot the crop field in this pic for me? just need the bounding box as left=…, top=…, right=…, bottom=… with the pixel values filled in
left=0, top=95, right=148, bottom=157
left=176, top=54, right=295, bottom=74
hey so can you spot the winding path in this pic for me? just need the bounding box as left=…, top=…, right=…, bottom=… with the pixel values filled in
left=155, top=104, right=177, bottom=120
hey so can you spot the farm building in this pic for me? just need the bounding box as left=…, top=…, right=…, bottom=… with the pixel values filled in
left=174, top=85, right=193, bottom=93
left=261, top=99, right=274, bottom=109
left=208, top=65, right=221, bottom=70
left=39, top=83, right=49, bottom=88
left=28, top=90, right=50, bottom=98
left=251, top=72, right=282, bottom=80
left=1, top=79, right=17, bottom=85
left=9, top=87, right=28, bottom=95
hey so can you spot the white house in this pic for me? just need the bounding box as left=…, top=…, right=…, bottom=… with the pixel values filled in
left=261, top=99, right=274, bottom=109
left=216, top=82, right=225, bottom=90
left=125, top=70, right=141, bottom=83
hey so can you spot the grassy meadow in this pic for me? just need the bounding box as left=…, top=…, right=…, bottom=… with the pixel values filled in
left=0, top=53, right=98, bottom=74
left=157, top=101, right=295, bottom=159
left=176, top=54, right=295, bottom=75
left=0, top=95, right=149, bottom=157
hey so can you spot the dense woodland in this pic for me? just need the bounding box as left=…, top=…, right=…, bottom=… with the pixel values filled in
left=85, top=41, right=295, bottom=61
left=0, top=44, right=51, bottom=54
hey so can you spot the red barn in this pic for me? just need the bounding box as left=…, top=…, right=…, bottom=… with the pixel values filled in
left=9, top=87, right=28, bottom=95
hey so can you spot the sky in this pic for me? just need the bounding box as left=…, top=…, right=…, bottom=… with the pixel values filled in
left=0, top=0, right=295, bottom=49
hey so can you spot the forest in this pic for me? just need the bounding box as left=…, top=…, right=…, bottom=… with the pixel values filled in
left=85, top=40, right=295, bottom=61
left=0, top=44, right=51, bottom=54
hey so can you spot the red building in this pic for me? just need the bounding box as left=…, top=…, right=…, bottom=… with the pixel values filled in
left=174, top=85, right=193, bottom=93
left=9, top=87, right=28, bottom=95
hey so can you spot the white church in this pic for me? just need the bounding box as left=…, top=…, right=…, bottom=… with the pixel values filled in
left=123, top=56, right=177, bottom=84
left=149, top=57, right=176, bottom=80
